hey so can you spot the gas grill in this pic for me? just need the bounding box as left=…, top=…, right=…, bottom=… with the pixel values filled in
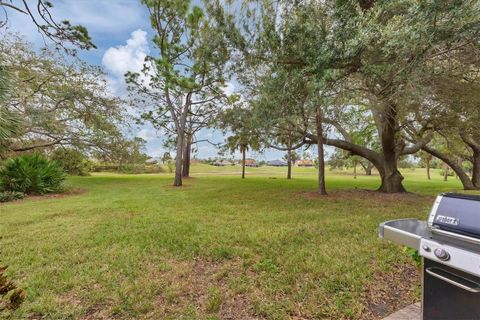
left=379, top=193, right=480, bottom=320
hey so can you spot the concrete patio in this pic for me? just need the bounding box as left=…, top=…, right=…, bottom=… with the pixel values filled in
left=382, top=303, right=421, bottom=320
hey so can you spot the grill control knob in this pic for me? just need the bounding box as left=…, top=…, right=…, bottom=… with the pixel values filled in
left=434, top=248, right=450, bottom=261
left=422, top=244, right=431, bottom=252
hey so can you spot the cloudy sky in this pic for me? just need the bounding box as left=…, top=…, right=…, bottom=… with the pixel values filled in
left=4, top=0, right=318, bottom=161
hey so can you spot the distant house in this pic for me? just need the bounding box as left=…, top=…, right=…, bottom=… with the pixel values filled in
left=267, top=160, right=287, bottom=167
left=145, top=157, right=162, bottom=165
left=297, top=159, right=314, bottom=167
left=245, top=159, right=258, bottom=167
left=212, top=160, right=234, bottom=166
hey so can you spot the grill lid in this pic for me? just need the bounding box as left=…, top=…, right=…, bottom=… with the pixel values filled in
left=429, top=193, right=480, bottom=241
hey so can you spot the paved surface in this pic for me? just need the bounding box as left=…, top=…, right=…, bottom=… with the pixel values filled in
left=382, top=303, right=421, bottom=320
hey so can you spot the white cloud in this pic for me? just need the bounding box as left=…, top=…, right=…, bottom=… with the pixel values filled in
left=102, top=29, right=149, bottom=95
left=137, top=127, right=157, bottom=143
left=223, top=81, right=236, bottom=96
left=102, top=29, right=149, bottom=77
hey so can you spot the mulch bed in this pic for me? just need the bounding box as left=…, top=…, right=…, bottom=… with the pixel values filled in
left=360, top=262, right=420, bottom=319
left=1, top=188, right=87, bottom=205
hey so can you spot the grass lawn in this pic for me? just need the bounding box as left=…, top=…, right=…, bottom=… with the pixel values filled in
left=0, top=165, right=475, bottom=319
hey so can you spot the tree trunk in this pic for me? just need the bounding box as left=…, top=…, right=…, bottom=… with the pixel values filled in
left=460, top=134, right=480, bottom=189
left=241, top=145, right=246, bottom=179
left=319, top=136, right=398, bottom=192
left=174, top=131, right=185, bottom=186
left=472, top=149, right=480, bottom=188
left=422, top=145, right=476, bottom=190
left=316, top=108, right=327, bottom=195
left=353, top=159, right=357, bottom=179
left=365, top=163, right=373, bottom=176
left=287, top=150, right=292, bottom=179
left=426, top=158, right=431, bottom=180
left=182, top=138, right=191, bottom=178
left=377, top=102, right=406, bottom=193
left=377, top=160, right=406, bottom=193
left=444, top=164, right=448, bottom=182
left=360, top=161, right=374, bottom=175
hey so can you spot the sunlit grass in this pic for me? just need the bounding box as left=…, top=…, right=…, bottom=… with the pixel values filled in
left=0, top=165, right=474, bottom=319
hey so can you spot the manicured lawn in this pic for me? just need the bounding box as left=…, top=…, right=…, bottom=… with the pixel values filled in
left=0, top=165, right=474, bottom=319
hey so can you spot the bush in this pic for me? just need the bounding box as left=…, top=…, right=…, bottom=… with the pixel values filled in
left=51, top=148, right=91, bottom=176
left=144, top=165, right=166, bottom=174
left=0, top=191, right=24, bottom=202
left=118, top=164, right=145, bottom=174
left=0, top=154, right=66, bottom=194
left=119, top=164, right=167, bottom=174
left=439, top=169, right=454, bottom=177
left=166, top=160, right=175, bottom=173
left=404, top=247, right=421, bottom=267
left=91, top=164, right=120, bottom=172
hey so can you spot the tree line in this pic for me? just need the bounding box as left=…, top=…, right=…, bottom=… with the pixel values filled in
left=128, top=0, right=480, bottom=194
left=1, top=0, right=480, bottom=195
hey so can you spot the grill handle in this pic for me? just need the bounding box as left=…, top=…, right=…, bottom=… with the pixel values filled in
left=431, top=227, right=480, bottom=245
left=426, top=267, right=480, bottom=293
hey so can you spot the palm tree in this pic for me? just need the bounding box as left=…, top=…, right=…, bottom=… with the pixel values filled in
left=0, top=66, right=20, bottom=145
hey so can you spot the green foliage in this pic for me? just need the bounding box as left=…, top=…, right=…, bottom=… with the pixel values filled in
left=403, top=247, right=421, bottom=267
left=92, top=163, right=165, bottom=175
left=166, top=160, right=175, bottom=173
left=0, top=33, right=125, bottom=157
left=439, top=169, right=454, bottom=177
left=0, top=107, right=19, bottom=148
left=0, top=191, right=25, bottom=203
left=0, top=1, right=95, bottom=52
left=218, top=105, right=262, bottom=155
left=0, top=154, right=66, bottom=194
left=161, top=152, right=172, bottom=162
left=128, top=0, right=231, bottom=187
left=101, top=137, right=149, bottom=170
left=398, top=157, right=417, bottom=169
left=51, top=148, right=92, bottom=176
left=0, top=65, right=10, bottom=102
left=0, top=66, right=20, bottom=151
left=119, top=164, right=166, bottom=174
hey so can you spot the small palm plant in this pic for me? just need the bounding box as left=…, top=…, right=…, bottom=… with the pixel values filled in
left=0, top=65, right=20, bottom=147
left=0, top=154, right=66, bottom=195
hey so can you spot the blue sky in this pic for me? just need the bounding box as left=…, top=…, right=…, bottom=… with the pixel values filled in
left=4, top=0, right=323, bottom=161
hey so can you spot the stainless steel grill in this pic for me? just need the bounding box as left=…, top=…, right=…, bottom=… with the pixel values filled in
left=379, top=193, right=480, bottom=320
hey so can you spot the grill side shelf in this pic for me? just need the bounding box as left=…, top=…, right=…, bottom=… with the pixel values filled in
left=379, top=219, right=430, bottom=251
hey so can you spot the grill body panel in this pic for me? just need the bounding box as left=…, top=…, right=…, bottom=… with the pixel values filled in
left=423, top=259, right=480, bottom=320
left=379, top=193, right=480, bottom=320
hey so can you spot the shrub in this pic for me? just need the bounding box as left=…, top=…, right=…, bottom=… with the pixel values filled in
left=51, top=148, right=92, bottom=176
left=404, top=247, right=421, bottom=267
left=119, top=164, right=166, bottom=174
left=0, top=191, right=25, bottom=203
left=119, top=164, right=144, bottom=174
left=144, top=165, right=166, bottom=174
left=166, top=160, right=175, bottom=173
left=0, top=154, right=66, bottom=194
left=439, top=169, right=454, bottom=177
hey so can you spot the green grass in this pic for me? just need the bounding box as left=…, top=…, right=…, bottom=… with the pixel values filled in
left=0, top=165, right=475, bottom=319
